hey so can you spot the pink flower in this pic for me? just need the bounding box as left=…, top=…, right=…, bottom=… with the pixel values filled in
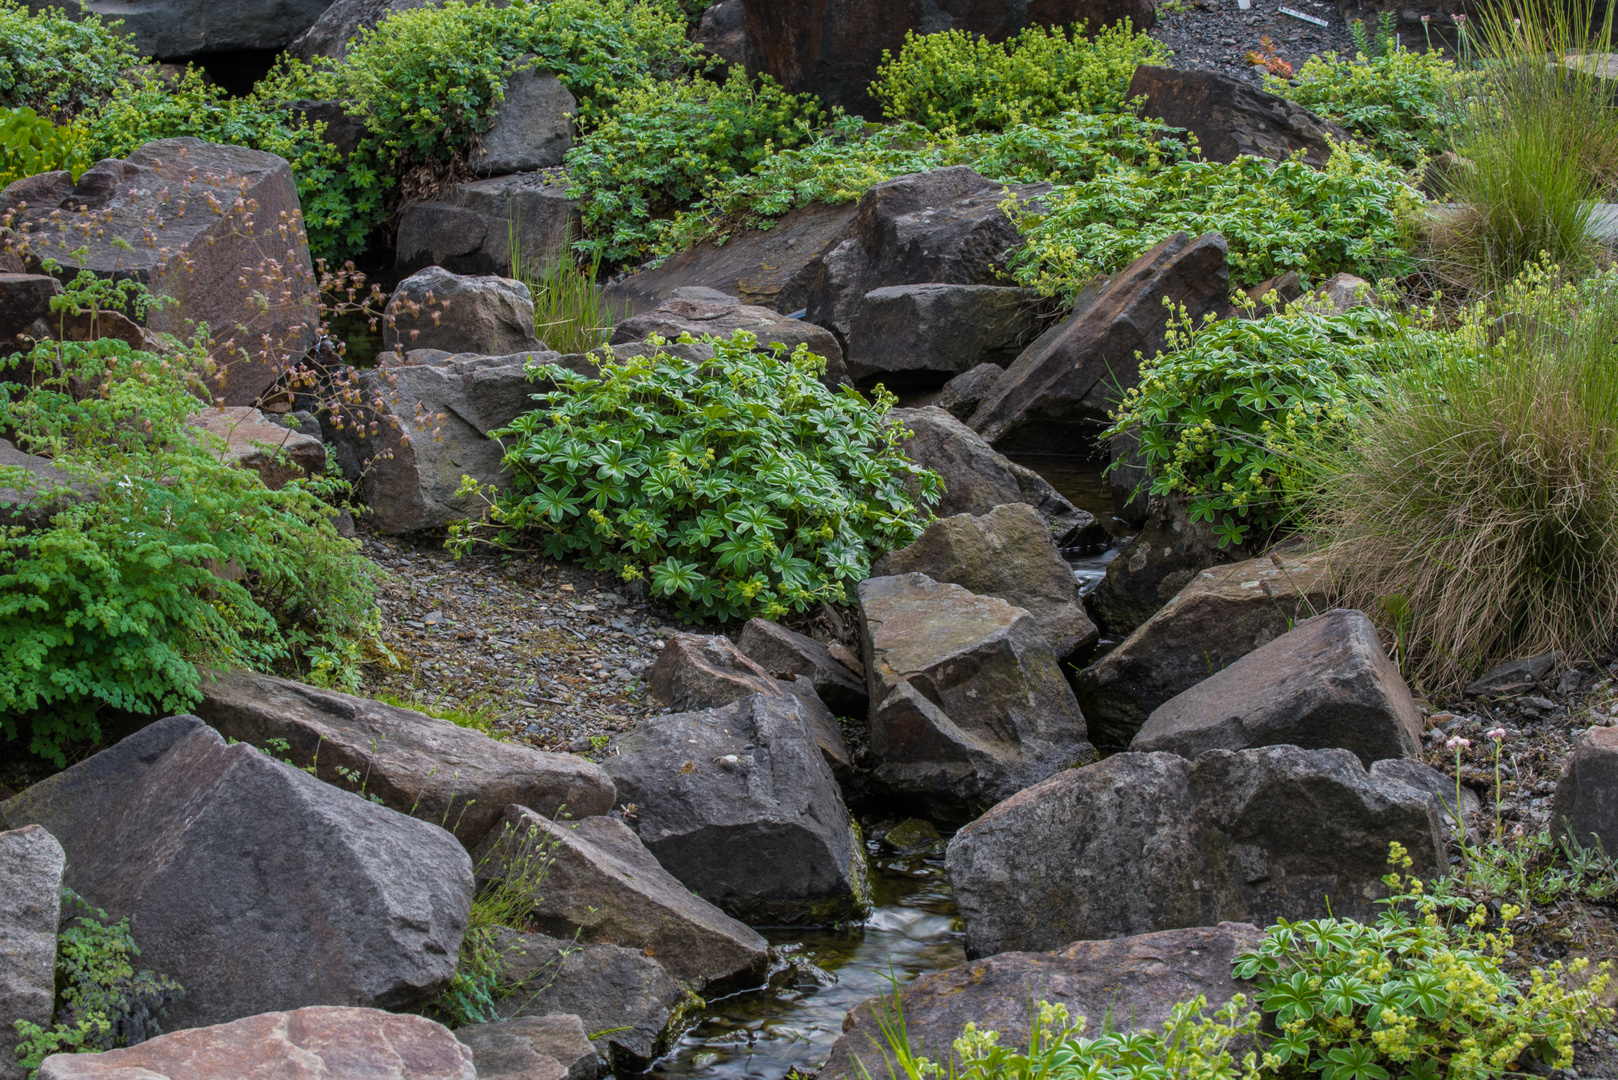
left=1422, top=13, right=1431, bottom=22
left=1446, top=736, right=1472, bottom=750
left=1455, top=13, right=1467, bottom=22
left=1487, top=727, right=1507, bottom=740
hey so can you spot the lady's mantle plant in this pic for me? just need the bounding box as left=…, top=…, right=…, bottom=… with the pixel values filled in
left=463, top=332, right=941, bottom=622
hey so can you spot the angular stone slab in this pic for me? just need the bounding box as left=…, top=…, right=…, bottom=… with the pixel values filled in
left=456, top=1014, right=599, bottom=1080
left=195, top=668, right=614, bottom=847
left=0, top=825, right=63, bottom=1080
left=1551, top=726, right=1618, bottom=854
left=1, top=716, right=472, bottom=1028
left=474, top=807, right=769, bottom=988
left=1077, top=551, right=1332, bottom=745
left=1132, top=609, right=1424, bottom=767
left=604, top=694, right=870, bottom=926
left=818, top=923, right=1262, bottom=1080
left=737, top=617, right=868, bottom=717
left=947, top=745, right=1444, bottom=957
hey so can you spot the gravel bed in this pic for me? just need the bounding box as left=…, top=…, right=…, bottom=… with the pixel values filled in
left=357, top=533, right=718, bottom=756
left=1150, top=0, right=1365, bottom=84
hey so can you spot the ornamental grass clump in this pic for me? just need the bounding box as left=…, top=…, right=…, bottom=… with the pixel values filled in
left=1317, top=265, right=1618, bottom=692
left=1434, top=0, right=1618, bottom=289
left=464, top=333, right=941, bottom=623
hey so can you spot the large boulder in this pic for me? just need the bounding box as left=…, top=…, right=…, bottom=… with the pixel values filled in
left=1128, top=66, right=1351, bottom=167
left=737, top=618, right=868, bottom=717
left=844, top=284, right=1042, bottom=386
left=36, top=1007, right=475, bottom=1080
left=0, top=715, right=473, bottom=1028
left=189, top=406, right=326, bottom=490
left=646, top=632, right=850, bottom=769
left=0, top=825, right=63, bottom=1080
left=469, top=68, right=576, bottom=176
left=1090, top=499, right=1230, bottom=635
left=486, top=929, right=692, bottom=1071
left=25, top=0, right=334, bottom=58
left=805, top=168, right=1050, bottom=343
left=0, top=272, right=61, bottom=347
left=969, top=232, right=1231, bottom=452
left=473, top=806, right=770, bottom=988
left=194, top=668, right=614, bottom=847
left=609, top=286, right=851, bottom=388
left=323, top=349, right=590, bottom=534
left=289, top=0, right=433, bottom=60
left=1076, top=551, right=1332, bottom=745
left=872, top=503, right=1097, bottom=660
left=384, top=267, right=544, bottom=355
left=0, top=139, right=318, bottom=405
left=858, top=573, right=1094, bottom=816
left=603, top=694, right=871, bottom=925
left=397, top=173, right=581, bottom=281
left=604, top=202, right=858, bottom=317
left=1551, top=726, right=1618, bottom=854
left=694, top=0, right=747, bottom=67
left=1132, top=609, right=1425, bottom=767
left=741, top=0, right=1156, bottom=118
left=818, top=923, right=1262, bottom=1080
left=891, top=407, right=1093, bottom=545
left=455, top=1014, right=599, bottom=1080
left=946, top=745, right=1445, bottom=957
left=933, top=362, right=1006, bottom=421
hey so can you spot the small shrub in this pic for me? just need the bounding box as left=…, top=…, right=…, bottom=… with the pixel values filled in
left=1103, top=302, right=1448, bottom=548
left=0, top=0, right=143, bottom=119
left=461, top=333, right=941, bottom=622
left=512, top=235, right=620, bottom=355
left=1236, top=843, right=1613, bottom=1080
left=1011, top=143, right=1421, bottom=296
left=12, top=888, right=184, bottom=1078
left=0, top=106, right=91, bottom=188
left=565, top=68, right=825, bottom=263
left=1316, top=264, right=1618, bottom=691
left=1268, top=48, right=1465, bottom=168
left=0, top=277, right=380, bottom=764
left=871, top=21, right=1169, bottom=132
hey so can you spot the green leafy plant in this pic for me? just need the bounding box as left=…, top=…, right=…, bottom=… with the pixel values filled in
left=1267, top=47, right=1465, bottom=168
left=0, top=106, right=91, bottom=187
left=460, top=333, right=941, bottom=622
left=511, top=227, right=621, bottom=354
left=1235, top=843, right=1613, bottom=1080
left=1316, top=263, right=1618, bottom=690
left=0, top=276, right=380, bottom=764
left=565, top=67, right=825, bottom=263
left=1011, top=142, right=1422, bottom=297
left=0, top=0, right=143, bottom=119
left=1105, top=302, right=1450, bottom=547
left=667, top=111, right=1191, bottom=250
left=871, top=21, right=1169, bottom=133
left=859, top=990, right=1260, bottom=1080
left=12, top=889, right=184, bottom=1078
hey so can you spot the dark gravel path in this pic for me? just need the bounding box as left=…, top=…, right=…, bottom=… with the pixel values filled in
left=1149, top=0, right=1366, bottom=83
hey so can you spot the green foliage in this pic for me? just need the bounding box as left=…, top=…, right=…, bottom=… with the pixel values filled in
left=862, top=990, right=1260, bottom=1080
left=1317, top=264, right=1618, bottom=691
left=512, top=236, right=620, bottom=355
left=1267, top=48, right=1465, bottom=168
left=1105, top=302, right=1449, bottom=547
left=0, top=276, right=380, bottom=764
left=667, top=112, right=1191, bottom=249
left=0, top=0, right=142, bottom=119
left=566, top=68, right=825, bottom=264
left=1011, top=143, right=1421, bottom=295
left=1235, top=844, right=1613, bottom=1080
left=327, top=0, right=698, bottom=168
left=872, top=21, right=1169, bottom=132
left=467, top=333, right=941, bottom=622
left=12, top=889, right=183, bottom=1078
left=83, top=67, right=384, bottom=265
left=0, top=106, right=91, bottom=188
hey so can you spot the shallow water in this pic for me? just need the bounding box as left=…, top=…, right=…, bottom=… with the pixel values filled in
left=1004, top=453, right=1134, bottom=597
left=647, top=850, right=964, bottom=1080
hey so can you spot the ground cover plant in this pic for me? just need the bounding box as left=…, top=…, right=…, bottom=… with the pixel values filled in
left=461, top=333, right=942, bottom=622
left=0, top=276, right=380, bottom=765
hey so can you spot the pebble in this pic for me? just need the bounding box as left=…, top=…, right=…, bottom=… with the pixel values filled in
left=1150, top=0, right=1366, bottom=87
